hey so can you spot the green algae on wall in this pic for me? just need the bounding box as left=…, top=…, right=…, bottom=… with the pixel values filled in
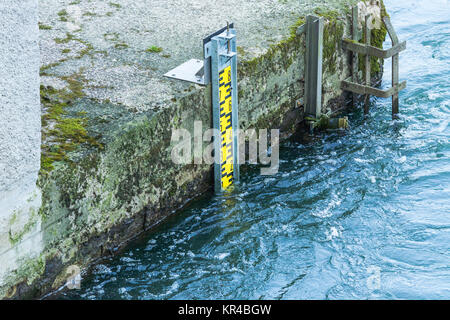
left=8, top=208, right=39, bottom=246
left=239, top=17, right=305, bottom=76
left=0, top=255, right=45, bottom=298
left=39, top=33, right=104, bottom=174
left=40, top=82, right=103, bottom=175
left=319, top=11, right=345, bottom=75
left=358, top=0, right=389, bottom=77
left=312, top=1, right=388, bottom=79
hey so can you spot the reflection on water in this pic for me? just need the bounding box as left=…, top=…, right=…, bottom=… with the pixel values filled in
left=63, top=0, right=450, bottom=300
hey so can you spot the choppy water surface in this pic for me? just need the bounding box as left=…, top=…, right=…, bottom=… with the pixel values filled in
left=64, top=0, right=450, bottom=300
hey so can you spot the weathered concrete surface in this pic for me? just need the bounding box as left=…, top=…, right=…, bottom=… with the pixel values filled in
left=0, top=0, right=43, bottom=295
left=38, top=0, right=354, bottom=111
left=0, top=0, right=389, bottom=298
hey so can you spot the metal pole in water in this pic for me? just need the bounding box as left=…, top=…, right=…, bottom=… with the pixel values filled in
left=164, top=25, right=240, bottom=193
left=305, top=15, right=324, bottom=119
left=209, top=26, right=239, bottom=193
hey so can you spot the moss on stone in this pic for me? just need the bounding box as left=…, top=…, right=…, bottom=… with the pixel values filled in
left=146, top=46, right=163, bottom=53
left=104, top=32, right=119, bottom=41
left=115, top=43, right=129, bottom=49
left=343, top=38, right=358, bottom=44
left=314, top=8, right=340, bottom=21
left=40, top=62, right=65, bottom=76
left=323, top=19, right=345, bottom=74
left=40, top=80, right=103, bottom=175
left=240, top=17, right=305, bottom=75
left=289, top=17, right=306, bottom=37
left=20, top=256, right=46, bottom=286
left=57, top=9, right=68, bottom=22
left=41, top=35, right=94, bottom=77
left=83, top=12, right=97, bottom=17
left=109, top=2, right=121, bottom=9
left=38, top=23, right=52, bottom=30
left=54, top=34, right=94, bottom=60
left=8, top=209, right=39, bottom=246
left=242, top=7, right=347, bottom=78
left=237, top=46, right=246, bottom=57
left=55, top=33, right=75, bottom=44
left=0, top=253, right=47, bottom=299
left=358, top=0, right=389, bottom=76
left=252, top=99, right=295, bottom=132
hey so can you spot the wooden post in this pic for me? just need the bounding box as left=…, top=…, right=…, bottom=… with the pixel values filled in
left=392, top=52, right=399, bottom=118
left=384, top=17, right=400, bottom=119
left=351, top=6, right=359, bottom=107
left=364, top=14, right=371, bottom=115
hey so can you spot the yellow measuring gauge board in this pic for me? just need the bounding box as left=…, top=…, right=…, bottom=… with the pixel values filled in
left=219, top=65, right=234, bottom=190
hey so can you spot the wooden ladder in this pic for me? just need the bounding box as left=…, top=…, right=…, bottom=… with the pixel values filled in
left=341, top=6, right=406, bottom=119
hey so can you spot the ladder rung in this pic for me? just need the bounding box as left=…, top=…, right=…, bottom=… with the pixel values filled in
left=341, top=79, right=407, bottom=98
left=342, top=39, right=406, bottom=59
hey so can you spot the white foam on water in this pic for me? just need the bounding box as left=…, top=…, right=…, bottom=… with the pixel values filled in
left=216, top=253, right=230, bottom=260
